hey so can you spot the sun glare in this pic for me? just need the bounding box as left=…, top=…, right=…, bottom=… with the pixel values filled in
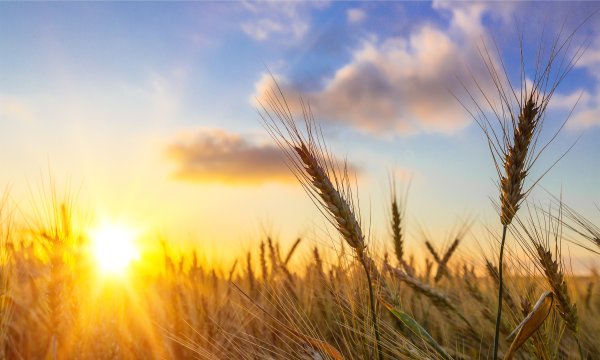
left=90, top=224, right=140, bottom=275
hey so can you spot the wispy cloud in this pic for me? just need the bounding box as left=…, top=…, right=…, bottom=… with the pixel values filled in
left=347, top=8, right=366, bottom=24
left=432, top=1, right=516, bottom=35
left=566, top=29, right=600, bottom=129
left=561, top=88, right=600, bottom=130
left=567, top=106, right=600, bottom=129
left=240, top=2, right=322, bottom=42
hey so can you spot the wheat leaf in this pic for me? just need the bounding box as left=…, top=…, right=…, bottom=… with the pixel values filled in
left=380, top=298, right=453, bottom=360
left=505, top=291, right=554, bottom=360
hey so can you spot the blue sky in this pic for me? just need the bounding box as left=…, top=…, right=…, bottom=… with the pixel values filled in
left=1, top=1, right=599, bottom=267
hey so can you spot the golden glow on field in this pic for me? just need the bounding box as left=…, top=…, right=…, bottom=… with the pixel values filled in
left=90, top=224, right=140, bottom=275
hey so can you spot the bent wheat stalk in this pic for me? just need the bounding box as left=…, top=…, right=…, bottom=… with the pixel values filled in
left=259, top=78, right=383, bottom=360
left=385, top=264, right=475, bottom=334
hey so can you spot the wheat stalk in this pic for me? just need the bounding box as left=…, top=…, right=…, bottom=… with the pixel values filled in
left=391, top=198, right=404, bottom=264
left=246, top=252, right=256, bottom=297
left=513, top=201, right=584, bottom=358
left=433, top=238, right=459, bottom=283
left=498, top=93, right=539, bottom=226
left=259, top=241, right=268, bottom=282
left=293, top=143, right=365, bottom=251
left=485, top=260, right=517, bottom=312
left=458, top=27, right=586, bottom=358
left=559, top=200, right=600, bottom=253
left=424, top=241, right=441, bottom=264
left=535, top=244, right=579, bottom=333
left=389, top=179, right=408, bottom=266
left=259, top=77, right=383, bottom=360
left=385, top=264, right=475, bottom=334
left=283, top=238, right=302, bottom=266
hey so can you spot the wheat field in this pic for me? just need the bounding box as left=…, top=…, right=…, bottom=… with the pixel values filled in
left=1, top=3, right=600, bottom=360
left=0, top=180, right=599, bottom=359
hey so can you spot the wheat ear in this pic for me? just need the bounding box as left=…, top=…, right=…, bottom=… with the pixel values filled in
left=389, top=179, right=407, bottom=266
left=535, top=244, right=579, bottom=333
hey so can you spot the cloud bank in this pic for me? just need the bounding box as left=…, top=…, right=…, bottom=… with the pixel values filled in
left=252, top=2, right=497, bottom=136
left=167, top=128, right=362, bottom=185
left=167, top=128, right=292, bottom=184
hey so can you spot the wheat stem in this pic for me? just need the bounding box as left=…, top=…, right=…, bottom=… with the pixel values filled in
left=493, top=225, right=508, bottom=360
left=360, top=255, right=384, bottom=360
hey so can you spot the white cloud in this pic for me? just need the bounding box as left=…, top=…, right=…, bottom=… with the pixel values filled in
left=564, top=25, right=600, bottom=129
left=253, top=1, right=600, bottom=134
left=550, top=91, right=591, bottom=111
left=549, top=89, right=600, bottom=130
left=242, top=19, right=285, bottom=41
left=347, top=8, right=366, bottom=24
left=433, top=1, right=486, bottom=36
left=252, top=3, right=497, bottom=136
left=240, top=2, right=316, bottom=42
left=568, top=107, right=600, bottom=129
left=559, top=88, right=600, bottom=130
left=579, top=35, right=600, bottom=68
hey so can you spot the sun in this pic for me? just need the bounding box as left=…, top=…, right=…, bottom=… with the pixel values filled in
left=89, top=224, right=140, bottom=275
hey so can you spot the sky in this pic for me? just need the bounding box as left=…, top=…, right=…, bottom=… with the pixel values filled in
left=1, top=1, right=599, bottom=268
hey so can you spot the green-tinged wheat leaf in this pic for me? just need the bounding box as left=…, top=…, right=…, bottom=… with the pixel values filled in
left=380, top=298, right=453, bottom=360
left=505, top=291, right=554, bottom=360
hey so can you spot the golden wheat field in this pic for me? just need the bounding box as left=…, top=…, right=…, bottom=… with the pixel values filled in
left=1, top=2, right=600, bottom=360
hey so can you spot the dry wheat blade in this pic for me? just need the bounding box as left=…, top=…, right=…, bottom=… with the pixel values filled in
left=505, top=291, right=554, bottom=360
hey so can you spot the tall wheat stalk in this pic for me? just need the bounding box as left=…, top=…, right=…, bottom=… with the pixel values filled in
left=259, top=78, right=384, bottom=360
left=459, top=29, right=585, bottom=358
